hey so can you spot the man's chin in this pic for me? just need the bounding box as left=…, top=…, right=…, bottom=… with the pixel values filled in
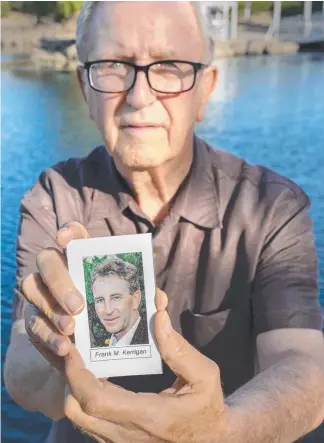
left=105, top=327, right=121, bottom=334
left=115, top=147, right=171, bottom=170
left=113, top=135, right=171, bottom=169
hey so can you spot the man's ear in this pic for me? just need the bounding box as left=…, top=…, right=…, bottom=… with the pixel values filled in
left=133, top=290, right=142, bottom=310
left=77, top=65, right=95, bottom=121
left=196, top=65, right=218, bottom=122
left=76, top=65, right=88, bottom=102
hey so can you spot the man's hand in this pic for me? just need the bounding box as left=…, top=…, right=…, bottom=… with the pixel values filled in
left=64, top=289, right=229, bottom=443
left=21, top=222, right=90, bottom=371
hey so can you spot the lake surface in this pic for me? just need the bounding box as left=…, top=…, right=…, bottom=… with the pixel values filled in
left=2, top=53, right=324, bottom=442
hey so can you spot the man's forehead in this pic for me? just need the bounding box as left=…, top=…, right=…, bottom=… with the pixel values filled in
left=93, top=276, right=128, bottom=288
left=92, top=37, right=178, bottom=59
left=88, top=1, right=204, bottom=61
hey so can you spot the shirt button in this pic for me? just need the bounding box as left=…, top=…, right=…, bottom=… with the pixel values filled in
left=153, top=246, right=162, bottom=258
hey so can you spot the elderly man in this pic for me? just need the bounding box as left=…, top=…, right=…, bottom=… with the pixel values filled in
left=4, top=1, right=324, bottom=443
left=91, top=256, right=148, bottom=347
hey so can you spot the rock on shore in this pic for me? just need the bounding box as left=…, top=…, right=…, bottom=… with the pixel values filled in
left=213, top=38, right=299, bottom=58
left=30, top=47, right=77, bottom=72
left=1, top=11, right=78, bottom=71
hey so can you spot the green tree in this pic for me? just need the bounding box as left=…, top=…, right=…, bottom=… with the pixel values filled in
left=18, top=1, right=84, bottom=24
left=21, top=1, right=56, bottom=24
left=54, top=1, right=84, bottom=22
left=0, top=2, right=12, bottom=17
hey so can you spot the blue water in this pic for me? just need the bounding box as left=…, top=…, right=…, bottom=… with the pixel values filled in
left=1, top=53, right=324, bottom=442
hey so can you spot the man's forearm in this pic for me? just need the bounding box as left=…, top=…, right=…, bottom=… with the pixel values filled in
left=223, top=351, right=324, bottom=443
left=4, top=320, right=65, bottom=420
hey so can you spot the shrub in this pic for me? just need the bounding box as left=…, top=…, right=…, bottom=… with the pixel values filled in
left=13, top=1, right=85, bottom=23
left=1, top=2, right=13, bottom=17
left=54, top=1, right=84, bottom=22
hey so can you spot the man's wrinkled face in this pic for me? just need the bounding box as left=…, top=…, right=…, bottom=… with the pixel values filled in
left=93, top=276, right=140, bottom=335
left=81, top=1, right=210, bottom=169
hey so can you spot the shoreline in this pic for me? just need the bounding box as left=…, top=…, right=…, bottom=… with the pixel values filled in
left=2, top=11, right=323, bottom=73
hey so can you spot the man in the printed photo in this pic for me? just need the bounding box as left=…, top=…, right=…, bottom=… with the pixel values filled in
left=91, top=256, right=148, bottom=347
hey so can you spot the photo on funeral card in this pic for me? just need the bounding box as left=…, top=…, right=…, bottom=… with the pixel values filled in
left=84, top=252, right=149, bottom=350
left=66, top=233, right=162, bottom=378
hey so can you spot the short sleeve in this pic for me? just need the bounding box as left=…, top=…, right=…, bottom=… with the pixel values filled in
left=252, top=187, right=323, bottom=336
left=13, top=171, right=58, bottom=321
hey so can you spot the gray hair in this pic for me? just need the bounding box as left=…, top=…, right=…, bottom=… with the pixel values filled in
left=76, top=1, right=213, bottom=63
left=91, top=256, right=140, bottom=294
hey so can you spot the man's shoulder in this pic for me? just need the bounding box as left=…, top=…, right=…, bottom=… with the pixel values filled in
left=200, top=138, right=309, bottom=208
left=21, top=146, right=111, bottom=223
left=131, top=317, right=149, bottom=346
left=46, top=145, right=109, bottom=187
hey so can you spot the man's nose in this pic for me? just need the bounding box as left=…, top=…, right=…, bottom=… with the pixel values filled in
left=104, top=299, right=114, bottom=315
left=125, top=71, right=156, bottom=110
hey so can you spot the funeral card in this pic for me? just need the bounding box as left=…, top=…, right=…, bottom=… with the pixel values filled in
left=66, top=233, right=162, bottom=378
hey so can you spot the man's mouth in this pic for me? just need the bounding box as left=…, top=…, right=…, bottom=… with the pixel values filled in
left=104, top=317, right=120, bottom=322
left=121, top=120, right=164, bottom=129
left=123, top=125, right=161, bottom=129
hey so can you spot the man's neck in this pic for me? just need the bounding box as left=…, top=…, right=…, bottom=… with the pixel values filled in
left=114, top=139, right=194, bottom=224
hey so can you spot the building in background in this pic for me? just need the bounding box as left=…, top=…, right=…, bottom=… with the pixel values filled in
left=200, top=1, right=238, bottom=40
left=201, top=1, right=324, bottom=43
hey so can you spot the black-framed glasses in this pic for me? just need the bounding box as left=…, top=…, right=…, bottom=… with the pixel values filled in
left=83, top=59, right=207, bottom=94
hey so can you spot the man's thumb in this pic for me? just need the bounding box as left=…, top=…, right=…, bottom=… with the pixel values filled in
left=155, top=310, right=219, bottom=386
left=56, top=221, right=91, bottom=249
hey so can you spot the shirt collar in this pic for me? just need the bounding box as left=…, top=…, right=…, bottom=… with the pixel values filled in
left=172, top=136, right=221, bottom=229
left=109, top=315, right=141, bottom=347
left=91, top=147, right=136, bottom=217
left=93, top=135, right=221, bottom=229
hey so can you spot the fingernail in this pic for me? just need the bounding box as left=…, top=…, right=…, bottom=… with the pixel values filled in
left=58, top=227, right=72, bottom=241
left=162, top=311, right=172, bottom=335
left=65, top=293, right=84, bottom=314
left=58, top=315, right=73, bottom=333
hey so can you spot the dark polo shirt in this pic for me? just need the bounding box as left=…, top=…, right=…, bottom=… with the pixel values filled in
left=13, top=136, right=323, bottom=443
